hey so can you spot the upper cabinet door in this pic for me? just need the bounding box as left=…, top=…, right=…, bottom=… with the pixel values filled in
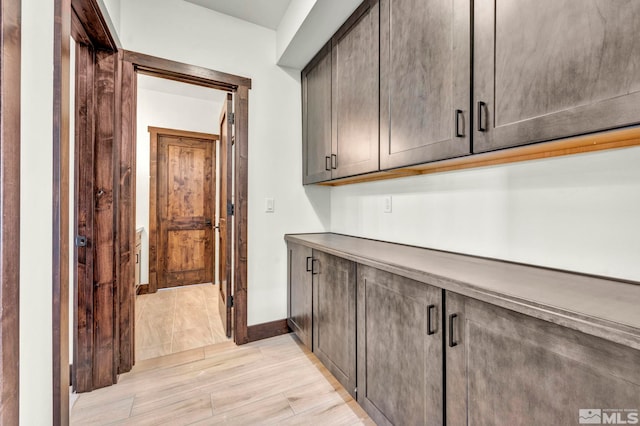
left=331, top=0, right=380, bottom=179
left=474, top=0, right=640, bottom=153
left=380, top=0, right=471, bottom=170
left=302, top=43, right=333, bottom=185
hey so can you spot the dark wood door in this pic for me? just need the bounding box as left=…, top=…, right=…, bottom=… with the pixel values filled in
left=312, top=250, right=357, bottom=397
left=380, top=0, right=471, bottom=169
left=157, top=135, right=214, bottom=288
left=356, top=265, right=443, bottom=425
left=302, top=43, right=332, bottom=185
left=287, top=242, right=313, bottom=349
left=474, top=0, right=640, bottom=153
left=331, top=0, right=379, bottom=179
left=445, top=292, right=640, bottom=426
left=218, top=93, right=233, bottom=338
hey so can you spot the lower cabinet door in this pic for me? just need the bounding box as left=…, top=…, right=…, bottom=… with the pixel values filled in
left=445, top=292, right=640, bottom=426
left=356, top=265, right=443, bottom=425
left=287, top=242, right=313, bottom=349
left=312, top=250, right=357, bottom=397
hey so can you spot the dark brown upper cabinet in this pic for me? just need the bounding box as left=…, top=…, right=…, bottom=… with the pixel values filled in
left=331, top=0, right=380, bottom=179
left=302, top=0, right=379, bottom=184
left=302, top=43, right=333, bottom=184
left=474, top=0, right=640, bottom=153
left=380, top=0, right=471, bottom=169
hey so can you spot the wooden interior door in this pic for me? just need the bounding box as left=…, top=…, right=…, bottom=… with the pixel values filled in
left=157, top=134, right=215, bottom=288
left=218, top=93, right=233, bottom=337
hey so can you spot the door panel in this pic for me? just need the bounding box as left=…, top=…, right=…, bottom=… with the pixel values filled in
left=218, top=93, right=233, bottom=338
left=312, top=250, right=356, bottom=397
left=287, top=242, right=313, bottom=349
left=380, top=0, right=471, bottom=168
left=157, top=135, right=214, bottom=288
left=302, top=43, right=332, bottom=184
left=357, top=265, right=443, bottom=425
left=332, top=0, right=379, bottom=179
left=474, top=0, right=640, bottom=152
left=445, top=292, right=640, bottom=426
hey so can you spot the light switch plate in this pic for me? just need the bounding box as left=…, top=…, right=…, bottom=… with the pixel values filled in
left=383, top=196, right=392, bottom=213
left=265, top=198, right=275, bottom=213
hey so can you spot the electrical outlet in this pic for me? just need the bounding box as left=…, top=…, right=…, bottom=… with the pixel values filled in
left=383, top=196, right=392, bottom=213
left=265, top=198, right=275, bottom=213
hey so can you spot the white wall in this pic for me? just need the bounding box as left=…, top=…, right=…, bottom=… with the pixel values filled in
left=136, top=83, right=223, bottom=285
left=21, top=0, right=54, bottom=424
left=121, top=0, right=331, bottom=325
left=99, top=0, right=121, bottom=37
left=332, top=146, right=640, bottom=282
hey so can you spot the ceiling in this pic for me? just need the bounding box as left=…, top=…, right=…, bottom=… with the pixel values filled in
left=184, top=0, right=292, bottom=30
left=137, top=74, right=228, bottom=104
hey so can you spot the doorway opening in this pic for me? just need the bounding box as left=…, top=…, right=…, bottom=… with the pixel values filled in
left=134, top=76, right=234, bottom=360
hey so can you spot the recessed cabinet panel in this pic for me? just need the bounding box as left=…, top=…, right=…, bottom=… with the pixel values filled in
left=357, top=265, right=443, bottom=425
left=312, top=250, right=357, bottom=397
left=474, top=0, right=640, bottom=152
left=287, top=242, right=313, bottom=349
left=302, top=44, right=333, bottom=184
left=332, top=0, right=380, bottom=179
left=445, top=292, right=640, bottom=426
left=380, top=0, right=471, bottom=169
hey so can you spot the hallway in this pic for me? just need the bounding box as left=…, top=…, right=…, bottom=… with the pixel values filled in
left=135, top=284, right=230, bottom=361
left=70, top=334, right=373, bottom=425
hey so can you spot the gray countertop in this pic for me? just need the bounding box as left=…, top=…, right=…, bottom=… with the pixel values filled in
left=285, top=233, right=640, bottom=351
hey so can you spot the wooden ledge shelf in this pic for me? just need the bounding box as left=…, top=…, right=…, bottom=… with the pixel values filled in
left=318, top=126, right=640, bottom=186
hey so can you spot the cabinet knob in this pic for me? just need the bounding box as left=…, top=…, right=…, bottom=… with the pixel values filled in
left=477, top=101, right=487, bottom=132
left=448, top=313, right=459, bottom=347
left=455, top=110, right=464, bottom=138
left=427, top=304, right=437, bottom=335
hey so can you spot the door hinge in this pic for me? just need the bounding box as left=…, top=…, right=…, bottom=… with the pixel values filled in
left=229, top=112, right=235, bottom=125
left=227, top=295, right=234, bottom=308
left=75, top=235, right=88, bottom=247
left=227, top=202, right=235, bottom=216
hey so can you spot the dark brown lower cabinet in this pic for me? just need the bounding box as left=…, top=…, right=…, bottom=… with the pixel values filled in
left=356, top=265, right=443, bottom=425
left=445, top=292, right=640, bottom=426
left=286, top=242, right=313, bottom=349
left=312, top=250, right=357, bottom=398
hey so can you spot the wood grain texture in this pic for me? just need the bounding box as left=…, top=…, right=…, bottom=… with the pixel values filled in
left=117, top=57, right=136, bottom=373
left=218, top=94, right=233, bottom=337
left=287, top=242, right=313, bottom=349
left=93, top=49, right=118, bottom=390
left=122, top=50, right=251, bottom=90
left=53, top=0, right=71, bottom=423
left=318, top=126, right=640, bottom=186
left=302, top=43, right=332, bottom=185
left=70, top=0, right=119, bottom=50
left=157, top=135, right=215, bottom=288
left=474, top=0, right=640, bottom=152
left=285, top=233, right=640, bottom=351
left=357, top=265, right=443, bottom=425
left=73, top=40, right=95, bottom=393
left=233, top=85, right=249, bottom=345
left=445, top=292, right=640, bottom=426
left=71, top=334, right=373, bottom=425
left=312, top=251, right=357, bottom=398
left=246, top=319, right=291, bottom=343
left=149, top=128, right=217, bottom=292
left=331, top=0, right=379, bottom=179
left=380, top=0, right=471, bottom=169
left=0, top=0, right=20, bottom=423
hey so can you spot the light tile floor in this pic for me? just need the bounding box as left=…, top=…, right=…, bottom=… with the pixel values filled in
left=135, top=283, right=230, bottom=361
left=71, top=334, right=374, bottom=425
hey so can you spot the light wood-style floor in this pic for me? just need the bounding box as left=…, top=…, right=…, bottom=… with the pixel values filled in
left=71, top=334, right=374, bottom=425
left=136, top=283, right=231, bottom=361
